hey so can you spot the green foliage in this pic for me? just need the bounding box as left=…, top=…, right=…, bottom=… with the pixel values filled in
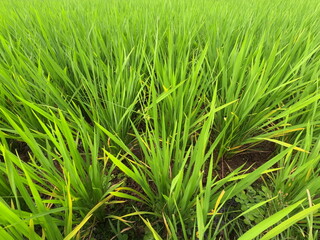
left=0, top=0, right=319, bottom=239
left=235, top=186, right=271, bottom=226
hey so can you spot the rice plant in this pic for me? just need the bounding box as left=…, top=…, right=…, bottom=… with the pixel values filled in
left=0, top=0, right=320, bottom=239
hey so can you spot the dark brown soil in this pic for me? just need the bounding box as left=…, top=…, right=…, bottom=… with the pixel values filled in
left=10, top=140, right=31, bottom=162
left=218, top=141, right=276, bottom=178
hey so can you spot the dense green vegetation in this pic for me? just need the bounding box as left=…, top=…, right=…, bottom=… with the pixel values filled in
left=0, top=0, right=320, bottom=239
